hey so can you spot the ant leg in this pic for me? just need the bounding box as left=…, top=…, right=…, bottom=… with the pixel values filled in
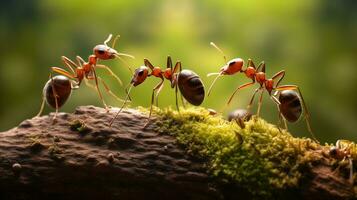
left=172, top=64, right=186, bottom=109
left=271, top=70, right=286, bottom=88
left=84, top=78, right=97, bottom=90
left=109, top=85, right=133, bottom=127
left=144, top=59, right=155, bottom=70
left=227, top=81, right=255, bottom=106
left=95, top=64, right=123, bottom=86
left=175, top=81, right=180, bottom=112
left=91, top=68, right=108, bottom=111
left=271, top=95, right=285, bottom=131
left=167, top=56, right=173, bottom=70
left=155, top=82, right=164, bottom=107
left=49, top=74, right=59, bottom=122
left=247, top=87, right=261, bottom=111
left=180, top=92, right=186, bottom=108
left=96, top=76, right=126, bottom=103
left=36, top=94, right=46, bottom=117
left=256, top=89, right=264, bottom=117
left=61, top=56, right=79, bottom=74
left=76, top=56, right=86, bottom=66
left=256, top=61, right=265, bottom=72
left=146, top=79, right=164, bottom=127
left=36, top=73, right=53, bottom=117
left=51, top=67, right=76, bottom=79
left=218, top=82, right=254, bottom=114
left=275, top=85, right=317, bottom=142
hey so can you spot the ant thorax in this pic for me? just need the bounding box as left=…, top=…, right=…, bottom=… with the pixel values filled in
left=151, top=67, right=162, bottom=77
left=163, top=68, right=172, bottom=79
left=244, top=66, right=256, bottom=79
left=255, top=72, right=266, bottom=85
left=265, top=79, right=274, bottom=93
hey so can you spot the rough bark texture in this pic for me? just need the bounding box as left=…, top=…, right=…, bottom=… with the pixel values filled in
left=0, top=105, right=355, bottom=200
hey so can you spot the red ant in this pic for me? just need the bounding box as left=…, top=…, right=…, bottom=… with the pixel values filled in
left=36, top=34, right=134, bottom=121
left=207, top=42, right=317, bottom=141
left=329, top=140, right=354, bottom=185
left=109, top=56, right=205, bottom=126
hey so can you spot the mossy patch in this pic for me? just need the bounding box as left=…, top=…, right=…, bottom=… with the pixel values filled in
left=147, top=106, right=327, bottom=198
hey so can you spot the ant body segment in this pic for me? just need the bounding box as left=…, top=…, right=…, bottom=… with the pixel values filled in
left=110, top=56, right=205, bottom=126
left=207, top=42, right=317, bottom=141
left=36, top=34, right=134, bottom=121
left=227, top=108, right=252, bottom=129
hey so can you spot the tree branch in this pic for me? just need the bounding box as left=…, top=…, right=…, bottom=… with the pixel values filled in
left=0, top=106, right=355, bottom=200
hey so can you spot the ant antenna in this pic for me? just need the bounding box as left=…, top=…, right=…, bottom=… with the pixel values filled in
left=111, top=34, right=120, bottom=49
left=104, top=34, right=113, bottom=46
left=117, top=52, right=135, bottom=59
left=110, top=84, right=133, bottom=127
left=206, top=72, right=223, bottom=96
left=114, top=54, right=133, bottom=73
left=210, top=42, right=227, bottom=63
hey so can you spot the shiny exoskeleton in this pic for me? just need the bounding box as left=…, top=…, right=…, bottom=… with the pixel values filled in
left=178, top=69, right=205, bottom=106
left=278, top=90, right=302, bottom=123
left=36, top=34, right=133, bottom=121
left=110, top=56, right=205, bottom=126
left=227, top=108, right=252, bottom=129
left=43, top=75, right=72, bottom=109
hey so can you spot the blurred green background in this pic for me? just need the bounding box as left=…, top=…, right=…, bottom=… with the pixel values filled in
left=0, top=0, right=356, bottom=143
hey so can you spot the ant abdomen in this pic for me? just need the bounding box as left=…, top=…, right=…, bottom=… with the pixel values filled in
left=178, top=70, right=205, bottom=106
left=227, top=108, right=252, bottom=129
left=278, top=90, right=302, bottom=123
left=227, top=109, right=252, bottom=122
left=43, top=75, right=72, bottom=109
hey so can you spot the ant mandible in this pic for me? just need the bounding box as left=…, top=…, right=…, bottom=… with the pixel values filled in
left=36, top=34, right=134, bottom=121
left=207, top=42, right=317, bottom=141
left=109, top=56, right=205, bottom=126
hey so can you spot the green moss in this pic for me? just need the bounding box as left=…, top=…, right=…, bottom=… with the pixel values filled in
left=149, top=106, right=324, bottom=198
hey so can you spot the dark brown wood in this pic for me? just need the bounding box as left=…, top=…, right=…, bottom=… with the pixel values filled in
left=0, top=106, right=355, bottom=200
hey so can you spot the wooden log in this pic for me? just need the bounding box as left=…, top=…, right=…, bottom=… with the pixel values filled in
left=0, top=105, right=355, bottom=200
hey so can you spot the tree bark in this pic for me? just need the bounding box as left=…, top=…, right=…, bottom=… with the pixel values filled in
left=0, top=106, right=355, bottom=200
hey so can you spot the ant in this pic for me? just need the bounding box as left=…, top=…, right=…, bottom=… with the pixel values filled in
left=36, top=34, right=134, bottom=121
left=109, top=56, right=205, bottom=126
left=207, top=42, right=317, bottom=141
left=227, top=108, right=252, bottom=129
left=329, top=139, right=354, bottom=185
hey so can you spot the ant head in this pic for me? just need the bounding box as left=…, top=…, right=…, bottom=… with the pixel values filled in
left=210, top=42, right=244, bottom=75
left=220, top=58, right=244, bottom=75
left=93, top=45, right=118, bottom=60
left=131, top=66, right=149, bottom=86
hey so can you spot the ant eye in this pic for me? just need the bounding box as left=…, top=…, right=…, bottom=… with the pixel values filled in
left=97, top=50, right=105, bottom=55
left=229, top=61, right=236, bottom=66
left=138, top=70, right=144, bottom=76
